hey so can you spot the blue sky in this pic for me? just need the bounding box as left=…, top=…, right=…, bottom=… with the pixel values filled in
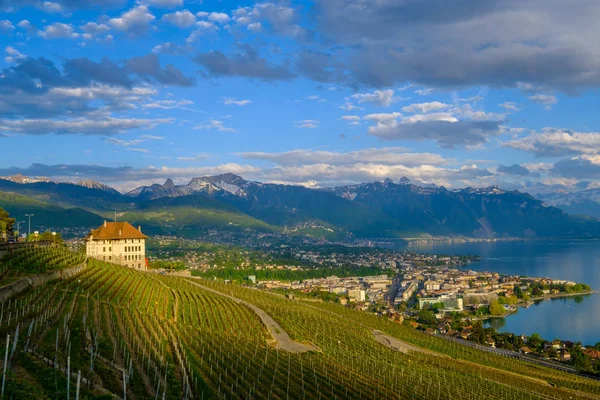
left=1, top=0, right=600, bottom=193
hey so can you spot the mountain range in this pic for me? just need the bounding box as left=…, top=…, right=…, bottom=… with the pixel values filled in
left=538, top=189, right=600, bottom=219
left=0, top=173, right=599, bottom=239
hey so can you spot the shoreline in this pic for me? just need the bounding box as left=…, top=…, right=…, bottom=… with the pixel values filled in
left=371, top=237, right=600, bottom=244
left=476, top=290, right=596, bottom=322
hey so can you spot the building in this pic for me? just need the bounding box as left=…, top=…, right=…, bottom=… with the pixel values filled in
left=348, top=289, right=366, bottom=302
left=419, top=295, right=463, bottom=312
left=86, top=221, right=148, bottom=269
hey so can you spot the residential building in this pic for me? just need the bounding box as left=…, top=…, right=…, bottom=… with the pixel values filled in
left=86, top=221, right=148, bottom=269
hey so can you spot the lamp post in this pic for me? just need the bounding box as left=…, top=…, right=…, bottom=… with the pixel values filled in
left=25, top=214, right=34, bottom=238
left=52, top=232, right=56, bottom=245
left=16, top=221, right=24, bottom=239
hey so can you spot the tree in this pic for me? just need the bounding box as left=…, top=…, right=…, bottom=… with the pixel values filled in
left=489, top=300, right=505, bottom=316
left=528, top=333, right=543, bottom=349
left=0, top=207, right=15, bottom=241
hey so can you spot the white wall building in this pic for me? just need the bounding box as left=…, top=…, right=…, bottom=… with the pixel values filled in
left=85, top=221, right=148, bottom=269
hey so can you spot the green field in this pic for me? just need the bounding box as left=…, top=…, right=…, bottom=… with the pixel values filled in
left=0, top=248, right=598, bottom=398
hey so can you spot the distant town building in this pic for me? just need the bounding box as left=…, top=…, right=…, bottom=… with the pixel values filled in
left=348, top=289, right=366, bottom=302
left=86, top=221, right=147, bottom=269
left=419, top=295, right=464, bottom=312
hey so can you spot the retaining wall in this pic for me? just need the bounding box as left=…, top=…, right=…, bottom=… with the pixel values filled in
left=0, top=261, right=87, bottom=303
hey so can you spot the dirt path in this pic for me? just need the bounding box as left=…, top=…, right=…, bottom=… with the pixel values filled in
left=185, top=279, right=317, bottom=353
left=372, top=330, right=442, bottom=356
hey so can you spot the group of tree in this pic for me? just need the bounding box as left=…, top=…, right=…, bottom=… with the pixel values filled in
left=26, top=231, right=63, bottom=244
left=194, top=265, right=390, bottom=282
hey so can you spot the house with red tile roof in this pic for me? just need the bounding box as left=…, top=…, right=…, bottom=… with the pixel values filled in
left=85, top=221, right=148, bottom=269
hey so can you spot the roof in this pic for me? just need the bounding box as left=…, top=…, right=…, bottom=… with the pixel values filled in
left=87, top=221, right=147, bottom=240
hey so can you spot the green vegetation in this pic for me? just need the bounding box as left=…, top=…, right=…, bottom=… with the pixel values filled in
left=121, top=205, right=278, bottom=237
left=0, top=245, right=84, bottom=282
left=0, top=254, right=599, bottom=398
left=489, top=300, right=506, bottom=316
left=0, top=206, right=15, bottom=239
left=0, top=192, right=103, bottom=230
left=193, top=266, right=390, bottom=282
left=26, top=231, right=64, bottom=244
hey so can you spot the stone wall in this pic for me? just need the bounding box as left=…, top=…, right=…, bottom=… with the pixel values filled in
left=0, top=261, right=87, bottom=303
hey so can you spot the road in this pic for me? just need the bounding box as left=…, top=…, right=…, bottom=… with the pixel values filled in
left=185, top=279, right=318, bottom=353
left=437, top=333, right=600, bottom=380
left=373, top=330, right=441, bottom=356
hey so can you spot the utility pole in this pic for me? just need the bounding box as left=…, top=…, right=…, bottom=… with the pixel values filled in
left=25, top=214, right=34, bottom=238
left=16, top=221, right=24, bottom=237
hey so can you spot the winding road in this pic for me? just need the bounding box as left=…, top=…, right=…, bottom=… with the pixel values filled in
left=185, top=279, right=318, bottom=353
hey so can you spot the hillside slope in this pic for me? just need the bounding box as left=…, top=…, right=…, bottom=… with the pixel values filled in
left=0, top=191, right=104, bottom=231
left=1, top=257, right=598, bottom=399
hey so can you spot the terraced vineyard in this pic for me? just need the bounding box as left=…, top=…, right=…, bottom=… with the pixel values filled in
left=0, top=254, right=598, bottom=399
left=0, top=244, right=85, bottom=285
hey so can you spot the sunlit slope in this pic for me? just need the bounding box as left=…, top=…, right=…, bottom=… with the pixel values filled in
left=0, top=256, right=598, bottom=399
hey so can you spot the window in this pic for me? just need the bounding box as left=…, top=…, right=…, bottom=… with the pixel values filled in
left=109, top=256, right=111, bottom=261
left=103, top=247, right=106, bottom=252
left=109, top=247, right=111, bottom=252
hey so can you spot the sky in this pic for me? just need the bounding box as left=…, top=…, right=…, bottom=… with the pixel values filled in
left=1, top=0, right=600, bottom=193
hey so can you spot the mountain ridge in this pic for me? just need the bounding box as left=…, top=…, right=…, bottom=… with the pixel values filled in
left=1, top=175, right=599, bottom=239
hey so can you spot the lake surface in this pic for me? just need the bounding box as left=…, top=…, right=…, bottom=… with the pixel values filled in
left=395, top=239, right=600, bottom=345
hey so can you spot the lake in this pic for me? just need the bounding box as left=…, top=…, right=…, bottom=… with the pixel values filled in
left=395, top=239, right=600, bottom=345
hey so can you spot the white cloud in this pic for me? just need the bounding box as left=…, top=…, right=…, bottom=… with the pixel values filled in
left=162, top=10, right=196, bottom=28
left=223, top=98, right=251, bottom=106
left=142, top=99, right=194, bottom=110
left=339, top=102, right=363, bottom=111
left=4, top=46, right=26, bottom=64
left=415, top=88, right=434, bottom=96
left=528, top=94, right=558, bottom=109
left=351, top=89, right=397, bottom=107
left=505, top=128, right=600, bottom=157
left=208, top=12, right=230, bottom=23
left=40, top=1, right=62, bottom=13
left=106, top=137, right=144, bottom=147
left=194, top=119, right=236, bottom=132
left=17, top=20, right=33, bottom=30
left=237, top=147, right=447, bottom=167
left=186, top=20, right=219, bottom=43
left=247, top=22, right=262, bottom=32
left=294, top=120, right=319, bottom=129
left=499, top=102, right=520, bottom=111
left=139, top=135, right=164, bottom=140
left=38, top=23, right=79, bottom=39
left=0, top=20, right=15, bottom=31
left=81, top=22, right=110, bottom=36
left=233, top=3, right=308, bottom=39
left=178, top=153, right=209, bottom=161
left=0, top=117, right=172, bottom=136
left=109, top=6, right=155, bottom=33
left=341, top=115, right=361, bottom=125
left=401, top=102, right=450, bottom=114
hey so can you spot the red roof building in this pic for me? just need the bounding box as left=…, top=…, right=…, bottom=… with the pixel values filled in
left=86, top=221, right=148, bottom=269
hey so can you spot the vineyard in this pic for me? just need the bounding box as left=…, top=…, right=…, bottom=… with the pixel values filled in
left=0, top=255, right=598, bottom=399
left=0, top=244, right=85, bottom=285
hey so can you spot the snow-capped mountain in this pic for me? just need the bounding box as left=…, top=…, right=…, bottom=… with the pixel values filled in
left=126, top=173, right=255, bottom=199
left=76, top=180, right=121, bottom=195
left=538, top=188, right=600, bottom=218
left=0, top=174, right=51, bottom=184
